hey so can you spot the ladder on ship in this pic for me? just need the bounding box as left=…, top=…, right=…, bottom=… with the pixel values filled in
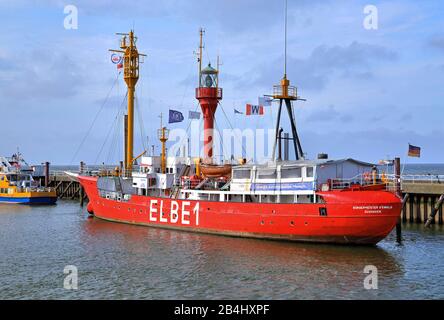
left=170, top=165, right=190, bottom=199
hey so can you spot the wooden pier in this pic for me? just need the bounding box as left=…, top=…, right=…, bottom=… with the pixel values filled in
left=34, top=172, right=87, bottom=201
left=401, top=180, right=444, bottom=225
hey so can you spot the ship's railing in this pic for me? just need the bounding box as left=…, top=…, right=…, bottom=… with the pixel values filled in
left=272, top=85, right=297, bottom=98
left=15, top=186, right=55, bottom=193
left=398, top=174, right=444, bottom=184
left=324, top=174, right=396, bottom=191
left=48, top=166, right=134, bottom=177
left=323, top=173, right=444, bottom=191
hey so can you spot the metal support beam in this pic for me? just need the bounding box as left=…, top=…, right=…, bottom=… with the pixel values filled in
left=271, top=99, right=283, bottom=161
left=401, top=193, right=409, bottom=221
left=425, top=193, right=444, bottom=227
left=284, top=132, right=289, bottom=161
left=284, top=98, right=303, bottom=160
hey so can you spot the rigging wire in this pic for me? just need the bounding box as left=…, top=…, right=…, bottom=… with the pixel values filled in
left=95, top=92, right=128, bottom=165
left=107, top=69, right=124, bottom=164
left=176, top=101, right=201, bottom=157
left=105, top=97, right=126, bottom=165
left=213, top=116, right=232, bottom=163
left=135, top=95, right=148, bottom=152
left=70, top=73, right=120, bottom=164
left=105, top=107, right=123, bottom=164
left=217, top=101, right=247, bottom=158
left=179, top=57, right=196, bottom=108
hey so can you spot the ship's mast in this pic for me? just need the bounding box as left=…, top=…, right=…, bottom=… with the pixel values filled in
left=110, top=30, right=146, bottom=174
left=198, top=28, right=204, bottom=87
left=271, top=0, right=305, bottom=161
left=157, top=113, right=169, bottom=174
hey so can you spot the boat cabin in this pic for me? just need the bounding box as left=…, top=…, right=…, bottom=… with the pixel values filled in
left=180, top=158, right=374, bottom=203
left=0, top=173, right=39, bottom=194
left=132, top=156, right=197, bottom=196
left=97, top=157, right=375, bottom=204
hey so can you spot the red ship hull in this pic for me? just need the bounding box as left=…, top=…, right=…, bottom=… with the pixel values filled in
left=79, top=176, right=401, bottom=245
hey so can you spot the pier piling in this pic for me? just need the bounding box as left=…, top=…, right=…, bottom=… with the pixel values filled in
left=79, top=161, right=85, bottom=207
left=394, top=157, right=402, bottom=243
left=44, top=161, right=50, bottom=188
left=425, top=194, right=444, bottom=227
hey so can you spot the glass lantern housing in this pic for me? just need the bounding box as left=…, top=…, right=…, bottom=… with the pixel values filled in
left=200, top=63, right=218, bottom=88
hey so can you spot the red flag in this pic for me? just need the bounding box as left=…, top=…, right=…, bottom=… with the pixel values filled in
left=246, top=104, right=264, bottom=116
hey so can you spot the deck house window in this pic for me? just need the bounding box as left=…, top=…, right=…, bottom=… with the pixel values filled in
left=257, top=169, right=277, bottom=179
left=306, top=167, right=314, bottom=178
left=281, top=167, right=301, bottom=179
left=233, top=169, right=251, bottom=180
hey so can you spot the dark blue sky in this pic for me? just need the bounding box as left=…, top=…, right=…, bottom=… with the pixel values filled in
left=0, top=0, right=443, bottom=165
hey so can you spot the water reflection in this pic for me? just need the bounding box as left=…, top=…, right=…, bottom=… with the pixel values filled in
left=81, top=217, right=404, bottom=299
left=1, top=202, right=442, bottom=300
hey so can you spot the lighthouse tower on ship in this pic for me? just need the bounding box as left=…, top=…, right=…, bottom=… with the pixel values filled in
left=195, top=29, right=223, bottom=165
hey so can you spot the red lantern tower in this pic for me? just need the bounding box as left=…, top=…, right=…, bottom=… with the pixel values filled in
left=195, top=29, right=222, bottom=164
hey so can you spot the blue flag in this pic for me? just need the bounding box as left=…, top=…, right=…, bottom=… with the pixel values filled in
left=234, top=109, right=243, bottom=114
left=169, top=109, right=184, bottom=123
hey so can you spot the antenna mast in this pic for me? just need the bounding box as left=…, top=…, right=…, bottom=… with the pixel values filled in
left=198, top=28, right=205, bottom=87
left=284, top=0, right=288, bottom=77
left=271, top=0, right=306, bottom=162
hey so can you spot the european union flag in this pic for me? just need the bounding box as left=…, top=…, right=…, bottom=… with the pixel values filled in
left=168, top=109, right=184, bottom=123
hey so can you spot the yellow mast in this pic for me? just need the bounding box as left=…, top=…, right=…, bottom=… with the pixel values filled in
left=110, top=30, right=146, bottom=174
left=157, top=113, right=169, bottom=174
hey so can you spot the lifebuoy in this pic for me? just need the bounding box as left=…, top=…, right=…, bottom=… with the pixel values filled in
left=363, top=172, right=371, bottom=182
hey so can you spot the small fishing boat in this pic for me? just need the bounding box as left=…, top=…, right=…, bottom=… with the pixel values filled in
left=0, top=153, right=57, bottom=204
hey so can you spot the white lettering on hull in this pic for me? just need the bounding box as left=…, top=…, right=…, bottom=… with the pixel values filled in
left=352, top=205, right=393, bottom=214
left=148, top=199, right=200, bottom=226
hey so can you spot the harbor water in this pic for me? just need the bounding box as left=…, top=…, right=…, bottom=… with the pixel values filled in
left=0, top=200, right=443, bottom=300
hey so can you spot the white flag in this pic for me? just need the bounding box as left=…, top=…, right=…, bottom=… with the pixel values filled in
left=258, top=96, right=272, bottom=106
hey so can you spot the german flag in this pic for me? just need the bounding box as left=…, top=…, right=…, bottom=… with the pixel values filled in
left=408, top=144, right=421, bottom=157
